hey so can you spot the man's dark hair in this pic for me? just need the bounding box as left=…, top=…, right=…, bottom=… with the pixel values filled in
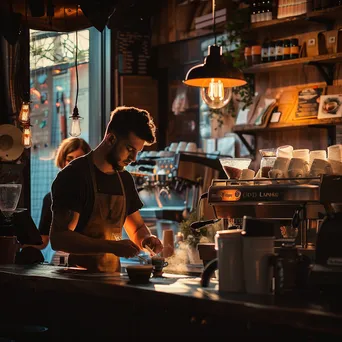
left=106, top=106, right=157, bottom=146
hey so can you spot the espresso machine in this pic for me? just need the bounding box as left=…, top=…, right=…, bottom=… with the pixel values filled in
left=127, top=151, right=225, bottom=239
left=205, top=174, right=342, bottom=290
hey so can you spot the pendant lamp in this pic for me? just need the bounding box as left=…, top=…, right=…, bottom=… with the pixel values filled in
left=69, top=24, right=83, bottom=137
left=183, top=0, right=246, bottom=109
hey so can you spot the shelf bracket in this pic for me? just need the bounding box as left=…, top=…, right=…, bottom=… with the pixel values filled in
left=236, top=132, right=256, bottom=158
left=308, top=62, right=334, bottom=86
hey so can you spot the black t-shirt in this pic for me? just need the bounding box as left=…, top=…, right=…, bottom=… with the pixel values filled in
left=38, top=192, right=52, bottom=236
left=51, top=154, right=143, bottom=233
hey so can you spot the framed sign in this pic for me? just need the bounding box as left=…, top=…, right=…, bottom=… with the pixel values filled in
left=295, top=87, right=325, bottom=119
left=318, top=94, right=342, bottom=119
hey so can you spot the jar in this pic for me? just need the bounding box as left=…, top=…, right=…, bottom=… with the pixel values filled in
left=290, top=38, right=299, bottom=59
left=261, top=42, right=269, bottom=63
left=244, top=46, right=252, bottom=67
left=283, top=39, right=291, bottom=60
left=275, top=40, right=284, bottom=61
left=251, top=45, right=262, bottom=65
left=268, top=41, right=276, bottom=62
left=260, top=156, right=276, bottom=178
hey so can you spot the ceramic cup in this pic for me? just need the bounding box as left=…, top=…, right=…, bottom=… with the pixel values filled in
left=268, top=157, right=291, bottom=179
left=287, top=157, right=309, bottom=181
left=309, top=159, right=333, bottom=178
left=276, top=145, right=293, bottom=159
left=151, top=256, right=168, bottom=274
left=309, top=150, right=327, bottom=168
left=292, top=149, right=310, bottom=164
left=328, top=144, right=342, bottom=162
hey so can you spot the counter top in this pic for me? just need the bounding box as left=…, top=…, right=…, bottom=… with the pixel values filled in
left=1, top=264, right=342, bottom=337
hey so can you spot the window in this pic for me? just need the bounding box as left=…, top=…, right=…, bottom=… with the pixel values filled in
left=29, top=28, right=110, bottom=238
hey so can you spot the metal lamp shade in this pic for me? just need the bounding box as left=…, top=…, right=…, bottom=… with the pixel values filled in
left=183, top=45, right=247, bottom=88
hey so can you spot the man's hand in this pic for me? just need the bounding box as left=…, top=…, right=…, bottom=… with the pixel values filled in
left=141, top=235, right=163, bottom=255
left=110, top=239, right=140, bottom=258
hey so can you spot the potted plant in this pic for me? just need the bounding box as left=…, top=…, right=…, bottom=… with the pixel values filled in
left=179, top=210, right=221, bottom=265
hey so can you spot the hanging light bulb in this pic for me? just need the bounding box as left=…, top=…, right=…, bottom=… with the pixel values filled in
left=69, top=106, right=82, bottom=137
left=22, top=124, right=32, bottom=149
left=201, top=79, right=232, bottom=109
left=19, top=101, right=30, bottom=123
left=183, top=0, right=246, bottom=101
left=69, top=28, right=82, bottom=137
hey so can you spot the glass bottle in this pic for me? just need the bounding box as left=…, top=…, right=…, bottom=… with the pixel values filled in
left=290, top=38, right=299, bottom=59
left=262, top=42, right=269, bottom=63
left=251, top=1, right=257, bottom=23
left=283, top=39, right=291, bottom=60
left=266, top=0, right=273, bottom=20
left=275, top=40, right=284, bottom=61
left=268, top=41, right=276, bottom=62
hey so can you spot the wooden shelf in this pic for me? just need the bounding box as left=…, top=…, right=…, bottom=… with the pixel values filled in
left=233, top=118, right=342, bottom=135
left=243, top=52, right=342, bottom=74
left=248, top=5, right=342, bottom=32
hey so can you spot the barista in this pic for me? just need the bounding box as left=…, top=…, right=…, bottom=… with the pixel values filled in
left=50, top=106, right=163, bottom=272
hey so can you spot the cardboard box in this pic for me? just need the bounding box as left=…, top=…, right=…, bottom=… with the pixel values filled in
left=300, top=31, right=326, bottom=57
left=323, top=29, right=342, bottom=55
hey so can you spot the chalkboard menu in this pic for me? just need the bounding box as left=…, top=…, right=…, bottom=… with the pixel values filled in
left=117, top=31, right=150, bottom=75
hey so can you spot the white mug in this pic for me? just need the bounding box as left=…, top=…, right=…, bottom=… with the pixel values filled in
left=287, top=157, right=309, bottom=180
left=268, top=157, right=291, bottom=179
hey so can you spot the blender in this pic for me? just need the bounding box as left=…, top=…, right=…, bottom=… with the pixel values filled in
left=0, top=183, right=22, bottom=264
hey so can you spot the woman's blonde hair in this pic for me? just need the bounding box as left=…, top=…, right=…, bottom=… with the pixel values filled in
left=55, top=137, right=91, bottom=169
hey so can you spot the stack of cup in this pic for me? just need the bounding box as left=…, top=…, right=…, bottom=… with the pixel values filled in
left=288, top=149, right=310, bottom=181
left=328, top=144, right=342, bottom=175
left=268, top=145, right=293, bottom=180
left=162, top=229, right=174, bottom=258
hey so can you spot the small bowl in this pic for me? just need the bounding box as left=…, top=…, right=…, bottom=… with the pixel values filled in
left=126, top=265, right=153, bottom=284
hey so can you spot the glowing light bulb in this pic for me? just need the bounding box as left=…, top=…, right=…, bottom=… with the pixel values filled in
left=19, top=102, right=30, bottom=123
left=22, top=126, right=32, bottom=149
left=200, top=79, right=232, bottom=109
left=69, top=116, right=82, bottom=137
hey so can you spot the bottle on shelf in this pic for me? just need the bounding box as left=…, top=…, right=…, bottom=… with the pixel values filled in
left=260, top=0, right=267, bottom=21
left=266, top=0, right=273, bottom=21
left=262, top=41, right=270, bottom=63
left=275, top=40, right=284, bottom=61
left=290, top=38, right=299, bottom=59
left=283, top=39, right=291, bottom=60
left=256, top=1, right=262, bottom=22
left=251, top=1, right=257, bottom=23
left=268, top=41, right=276, bottom=62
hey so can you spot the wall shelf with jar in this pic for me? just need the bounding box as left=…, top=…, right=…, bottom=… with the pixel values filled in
left=248, top=4, right=342, bottom=32
left=244, top=51, right=342, bottom=76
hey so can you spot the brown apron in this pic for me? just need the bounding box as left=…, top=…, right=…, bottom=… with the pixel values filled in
left=68, top=152, right=127, bottom=272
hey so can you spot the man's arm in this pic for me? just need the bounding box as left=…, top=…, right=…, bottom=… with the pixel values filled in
left=50, top=208, right=140, bottom=257
left=21, top=235, right=49, bottom=250
left=124, top=210, right=163, bottom=253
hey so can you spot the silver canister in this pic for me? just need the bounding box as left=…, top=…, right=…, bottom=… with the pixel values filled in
left=215, top=229, right=244, bottom=293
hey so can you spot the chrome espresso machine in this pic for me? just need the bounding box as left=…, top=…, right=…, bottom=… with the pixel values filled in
left=206, top=174, right=342, bottom=289
left=127, top=151, right=224, bottom=239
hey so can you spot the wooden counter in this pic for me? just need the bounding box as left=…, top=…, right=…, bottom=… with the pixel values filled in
left=0, top=264, right=341, bottom=339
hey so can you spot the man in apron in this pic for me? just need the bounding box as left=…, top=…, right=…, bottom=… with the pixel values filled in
left=49, top=106, right=163, bottom=272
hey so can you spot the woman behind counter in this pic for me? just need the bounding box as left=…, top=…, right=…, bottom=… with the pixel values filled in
left=36, top=137, right=91, bottom=262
